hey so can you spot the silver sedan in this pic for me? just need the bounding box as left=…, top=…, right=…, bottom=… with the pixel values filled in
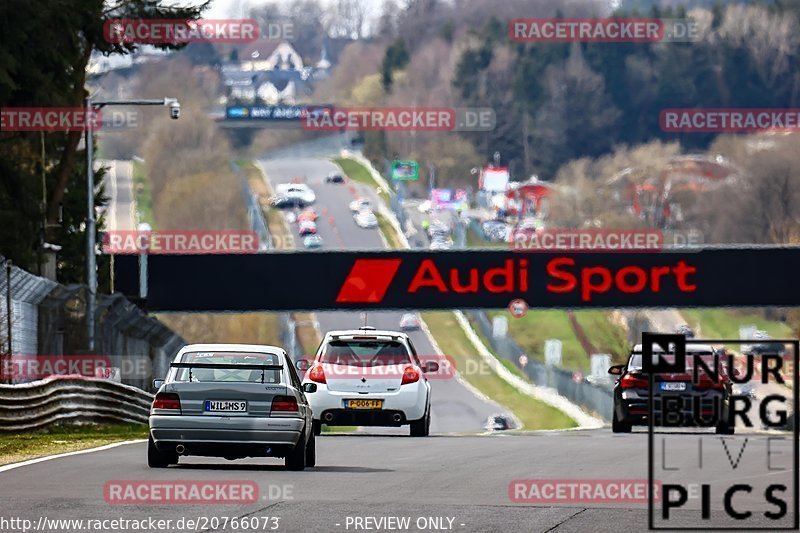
left=149, top=343, right=317, bottom=470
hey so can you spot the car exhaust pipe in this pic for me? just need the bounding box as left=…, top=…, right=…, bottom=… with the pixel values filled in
left=323, top=412, right=335, bottom=422
left=175, top=444, right=185, bottom=454
left=392, top=413, right=402, bottom=423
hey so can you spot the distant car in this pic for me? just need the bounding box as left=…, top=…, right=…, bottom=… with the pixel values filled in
left=609, top=343, right=734, bottom=434
left=482, top=220, right=511, bottom=242
left=349, top=198, right=371, bottom=213
left=355, top=210, right=378, bottom=228
left=148, top=344, right=316, bottom=470
left=303, top=234, right=323, bottom=249
left=276, top=183, right=315, bottom=206
left=485, top=414, right=513, bottom=431
left=399, top=313, right=421, bottom=331
left=271, top=196, right=295, bottom=209
left=325, top=173, right=345, bottom=183
left=426, top=221, right=450, bottom=239
left=298, top=208, right=317, bottom=222
left=300, top=326, right=437, bottom=436
left=298, top=220, right=317, bottom=235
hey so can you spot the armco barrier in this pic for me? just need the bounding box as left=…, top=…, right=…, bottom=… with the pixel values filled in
left=0, top=376, right=153, bottom=431
left=468, top=310, right=614, bottom=420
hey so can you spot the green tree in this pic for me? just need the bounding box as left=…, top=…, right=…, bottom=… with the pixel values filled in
left=0, top=0, right=206, bottom=279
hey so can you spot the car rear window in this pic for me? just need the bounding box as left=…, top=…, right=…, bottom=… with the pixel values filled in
left=175, top=352, right=282, bottom=383
left=320, top=340, right=411, bottom=367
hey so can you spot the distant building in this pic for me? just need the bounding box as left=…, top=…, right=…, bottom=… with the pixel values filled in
left=221, top=40, right=332, bottom=105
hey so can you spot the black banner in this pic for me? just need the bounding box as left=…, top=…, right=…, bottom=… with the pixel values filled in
left=113, top=248, right=800, bottom=312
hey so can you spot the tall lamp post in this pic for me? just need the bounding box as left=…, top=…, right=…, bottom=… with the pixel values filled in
left=85, top=96, right=180, bottom=352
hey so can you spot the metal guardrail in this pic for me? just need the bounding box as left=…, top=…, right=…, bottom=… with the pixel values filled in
left=467, top=310, right=614, bottom=420
left=0, top=376, right=153, bottom=431
left=232, top=161, right=271, bottom=250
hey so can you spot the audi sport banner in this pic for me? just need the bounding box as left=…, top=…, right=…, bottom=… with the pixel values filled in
left=114, top=248, right=800, bottom=311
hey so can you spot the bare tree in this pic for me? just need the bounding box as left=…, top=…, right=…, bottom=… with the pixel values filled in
left=328, top=0, right=370, bottom=39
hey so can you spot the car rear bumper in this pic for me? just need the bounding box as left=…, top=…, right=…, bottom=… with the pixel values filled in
left=149, top=415, right=304, bottom=447
left=306, top=384, right=428, bottom=425
left=617, top=390, right=729, bottom=426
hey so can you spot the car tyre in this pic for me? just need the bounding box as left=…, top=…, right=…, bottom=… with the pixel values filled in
left=147, top=436, right=177, bottom=468
left=611, top=410, right=632, bottom=433
left=305, top=430, right=316, bottom=467
left=312, top=419, right=322, bottom=436
left=410, top=406, right=431, bottom=437
left=285, top=430, right=307, bottom=471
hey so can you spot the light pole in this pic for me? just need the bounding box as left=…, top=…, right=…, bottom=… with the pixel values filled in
left=85, top=96, right=180, bottom=352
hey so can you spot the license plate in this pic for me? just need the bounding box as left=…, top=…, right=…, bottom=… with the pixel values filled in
left=205, top=400, right=247, bottom=412
left=661, top=382, right=686, bottom=391
left=344, top=399, right=383, bottom=409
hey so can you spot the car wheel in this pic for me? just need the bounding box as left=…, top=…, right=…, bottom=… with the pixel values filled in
left=611, top=410, right=632, bottom=433
left=312, top=419, right=322, bottom=436
left=305, top=430, right=316, bottom=467
left=147, top=436, right=177, bottom=468
left=285, top=430, right=307, bottom=471
left=410, top=406, right=430, bottom=437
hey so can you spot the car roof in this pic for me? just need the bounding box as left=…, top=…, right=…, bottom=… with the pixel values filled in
left=178, top=343, right=287, bottom=355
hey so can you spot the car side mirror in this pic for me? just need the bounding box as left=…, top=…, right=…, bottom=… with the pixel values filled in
left=296, top=359, right=311, bottom=371
left=302, top=383, right=317, bottom=393
left=424, top=361, right=439, bottom=373
left=153, top=379, right=164, bottom=389
left=608, top=365, right=625, bottom=376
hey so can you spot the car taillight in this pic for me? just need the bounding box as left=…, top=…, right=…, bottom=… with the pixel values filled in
left=272, top=395, right=299, bottom=412
left=308, top=365, right=326, bottom=384
left=401, top=366, right=420, bottom=385
left=620, top=374, right=649, bottom=389
left=695, top=379, right=725, bottom=390
left=153, top=392, right=181, bottom=410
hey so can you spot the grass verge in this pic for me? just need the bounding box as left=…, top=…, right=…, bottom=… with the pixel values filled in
left=132, top=159, right=154, bottom=227
left=486, top=309, right=629, bottom=370
left=421, top=312, right=577, bottom=430
left=0, top=424, right=148, bottom=466
left=376, top=212, right=403, bottom=249
left=333, top=157, right=391, bottom=205
left=158, top=312, right=282, bottom=346
left=681, top=309, right=793, bottom=340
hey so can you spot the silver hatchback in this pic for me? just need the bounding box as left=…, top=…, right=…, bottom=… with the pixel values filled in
left=148, top=344, right=316, bottom=470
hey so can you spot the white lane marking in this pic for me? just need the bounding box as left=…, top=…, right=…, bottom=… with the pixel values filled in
left=0, top=439, right=146, bottom=474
